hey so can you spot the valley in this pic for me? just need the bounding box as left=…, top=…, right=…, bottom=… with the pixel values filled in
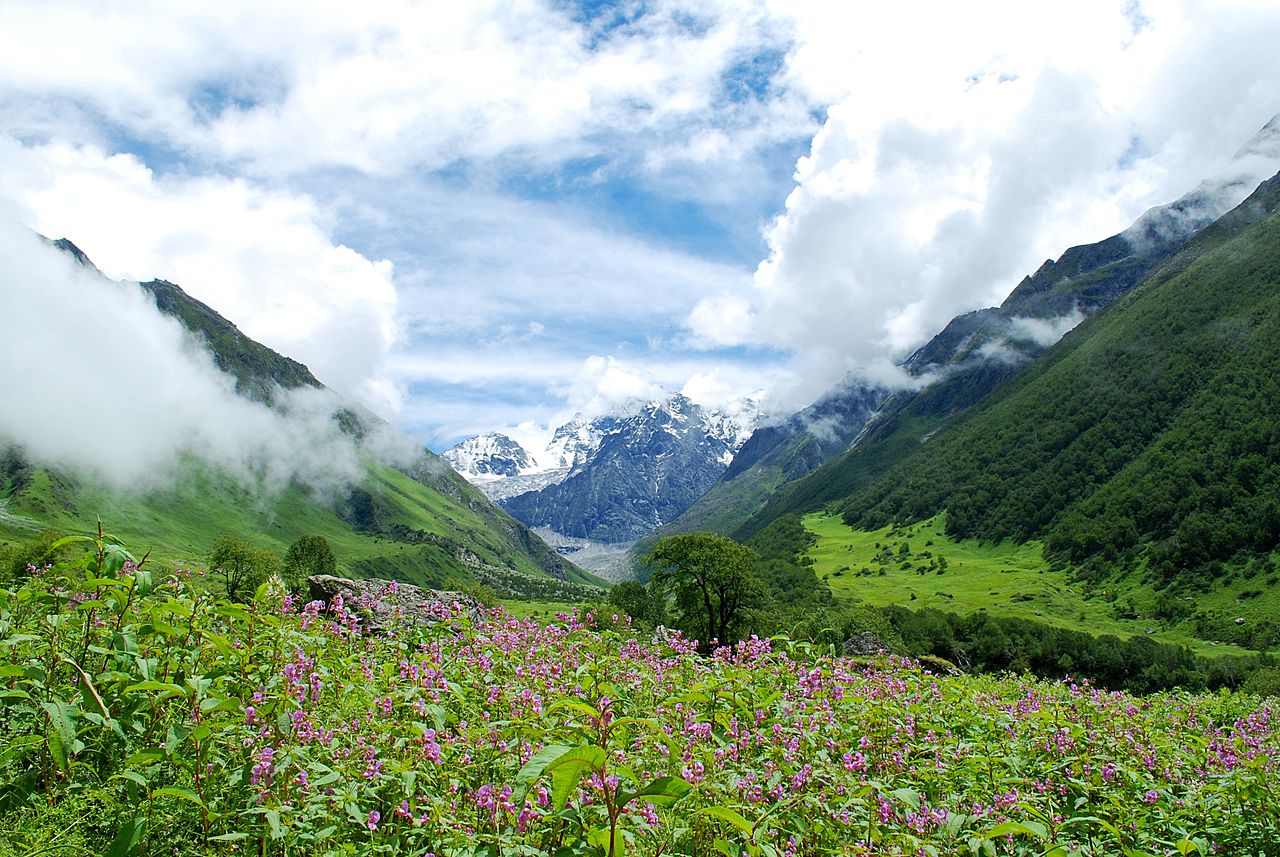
left=4, top=11, right=1280, bottom=853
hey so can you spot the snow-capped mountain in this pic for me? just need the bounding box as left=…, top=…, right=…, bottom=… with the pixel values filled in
left=441, top=433, right=531, bottom=478
left=542, top=413, right=621, bottom=471
left=501, top=394, right=755, bottom=544
left=441, top=393, right=761, bottom=555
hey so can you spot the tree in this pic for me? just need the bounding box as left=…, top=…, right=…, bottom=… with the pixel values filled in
left=645, top=532, right=764, bottom=650
left=607, top=580, right=665, bottom=629
left=208, top=535, right=280, bottom=602
left=283, top=534, right=337, bottom=591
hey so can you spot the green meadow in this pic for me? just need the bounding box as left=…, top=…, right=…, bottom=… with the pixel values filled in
left=801, top=511, right=1252, bottom=656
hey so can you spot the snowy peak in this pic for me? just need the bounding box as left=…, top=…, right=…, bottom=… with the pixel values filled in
left=544, top=413, right=618, bottom=471
left=443, top=392, right=762, bottom=549
left=442, top=433, right=532, bottom=478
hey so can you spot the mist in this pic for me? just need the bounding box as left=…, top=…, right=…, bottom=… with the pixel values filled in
left=0, top=215, right=407, bottom=498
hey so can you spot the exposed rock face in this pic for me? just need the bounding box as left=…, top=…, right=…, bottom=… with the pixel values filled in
left=307, top=574, right=485, bottom=633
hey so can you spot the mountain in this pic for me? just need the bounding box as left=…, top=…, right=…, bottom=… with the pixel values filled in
left=732, top=114, right=1280, bottom=540
left=738, top=168, right=1280, bottom=648
left=0, top=241, right=604, bottom=599
left=635, top=378, right=888, bottom=549
left=495, top=394, right=757, bottom=545
left=442, top=433, right=532, bottom=478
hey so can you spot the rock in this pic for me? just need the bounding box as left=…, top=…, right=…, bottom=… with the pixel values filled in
left=842, top=631, right=888, bottom=657
left=307, top=574, right=485, bottom=634
left=651, top=624, right=676, bottom=648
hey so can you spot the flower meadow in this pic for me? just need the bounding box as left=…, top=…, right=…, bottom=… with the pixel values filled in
left=1, top=534, right=1278, bottom=856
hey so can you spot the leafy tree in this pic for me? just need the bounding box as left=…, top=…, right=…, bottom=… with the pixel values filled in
left=208, top=535, right=280, bottom=602
left=645, top=532, right=765, bottom=650
left=607, top=580, right=665, bottom=629
left=283, top=534, right=337, bottom=591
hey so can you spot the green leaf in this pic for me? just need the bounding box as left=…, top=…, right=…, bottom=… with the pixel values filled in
left=983, top=820, right=1048, bottom=841
left=154, top=786, right=204, bottom=807
left=619, top=776, right=692, bottom=809
left=46, top=726, right=69, bottom=772
left=548, top=699, right=601, bottom=721
left=124, top=680, right=188, bottom=699
left=699, top=805, right=755, bottom=838
left=106, top=816, right=145, bottom=857
left=112, top=770, right=150, bottom=789
left=516, top=744, right=574, bottom=783
left=588, top=826, right=625, bottom=857
left=891, top=787, right=921, bottom=811
left=539, top=745, right=605, bottom=811
left=42, top=700, right=78, bottom=749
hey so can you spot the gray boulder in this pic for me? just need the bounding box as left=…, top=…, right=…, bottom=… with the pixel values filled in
left=307, top=574, right=485, bottom=634
left=842, top=631, right=888, bottom=657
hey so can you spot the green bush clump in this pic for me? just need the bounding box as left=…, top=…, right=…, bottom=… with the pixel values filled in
left=1, top=532, right=1278, bottom=855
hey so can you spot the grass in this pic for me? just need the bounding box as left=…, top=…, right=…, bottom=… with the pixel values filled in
left=499, top=598, right=583, bottom=620
left=0, top=457, right=605, bottom=598
left=801, top=510, right=1251, bottom=657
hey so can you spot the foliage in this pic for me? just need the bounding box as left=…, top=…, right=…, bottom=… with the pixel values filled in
left=607, top=580, right=666, bottom=631
left=837, top=186, right=1280, bottom=591
left=0, top=530, right=64, bottom=584
left=282, top=534, right=337, bottom=592
left=646, top=533, right=766, bottom=650
left=3, top=533, right=1279, bottom=856
left=207, top=534, right=280, bottom=602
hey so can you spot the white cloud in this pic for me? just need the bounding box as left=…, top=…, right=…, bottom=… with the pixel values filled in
left=0, top=140, right=402, bottom=417
left=688, top=0, right=1280, bottom=401
left=0, top=217, right=400, bottom=495
left=3, top=0, right=1280, bottom=450
left=0, top=0, right=804, bottom=178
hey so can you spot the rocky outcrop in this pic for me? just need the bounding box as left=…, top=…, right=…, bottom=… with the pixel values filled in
left=307, top=574, right=485, bottom=633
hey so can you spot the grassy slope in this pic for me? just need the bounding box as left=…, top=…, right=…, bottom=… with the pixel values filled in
left=741, top=173, right=1280, bottom=545
left=1, top=248, right=604, bottom=596
left=0, top=457, right=605, bottom=594
left=802, top=511, right=1261, bottom=656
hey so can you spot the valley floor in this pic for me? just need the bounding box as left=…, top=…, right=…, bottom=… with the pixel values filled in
left=802, top=512, right=1261, bottom=658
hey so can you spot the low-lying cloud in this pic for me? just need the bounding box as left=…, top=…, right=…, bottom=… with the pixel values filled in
left=0, top=215, right=412, bottom=497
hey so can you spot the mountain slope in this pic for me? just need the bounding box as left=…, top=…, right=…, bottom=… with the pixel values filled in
left=734, top=117, right=1280, bottom=540
left=839, top=172, right=1280, bottom=574
left=767, top=172, right=1280, bottom=611
left=640, top=378, right=887, bottom=543
left=0, top=244, right=602, bottom=596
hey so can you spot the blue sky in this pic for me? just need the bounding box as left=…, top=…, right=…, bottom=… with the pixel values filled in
left=2, top=0, right=1279, bottom=454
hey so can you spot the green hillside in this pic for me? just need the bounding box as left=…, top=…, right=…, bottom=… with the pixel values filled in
left=0, top=244, right=603, bottom=597
left=740, top=172, right=1280, bottom=649
left=737, top=173, right=1280, bottom=544
left=0, top=442, right=603, bottom=599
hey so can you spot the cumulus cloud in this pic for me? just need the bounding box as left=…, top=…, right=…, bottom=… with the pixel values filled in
left=0, top=216, right=403, bottom=496
left=4, top=0, right=1280, bottom=449
left=0, top=140, right=402, bottom=418
left=686, top=0, right=1280, bottom=405
left=0, top=0, right=805, bottom=178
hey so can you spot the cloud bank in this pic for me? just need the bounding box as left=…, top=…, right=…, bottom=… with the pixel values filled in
left=2, top=0, right=1279, bottom=447
left=0, top=140, right=402, bottom=419
left=685, top=0, right=1280, bottom=409
left=0, top=218, right=409, bottom=495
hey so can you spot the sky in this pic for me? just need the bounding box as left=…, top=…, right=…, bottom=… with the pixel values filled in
left=2, top=0, right=1279, bottom=454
